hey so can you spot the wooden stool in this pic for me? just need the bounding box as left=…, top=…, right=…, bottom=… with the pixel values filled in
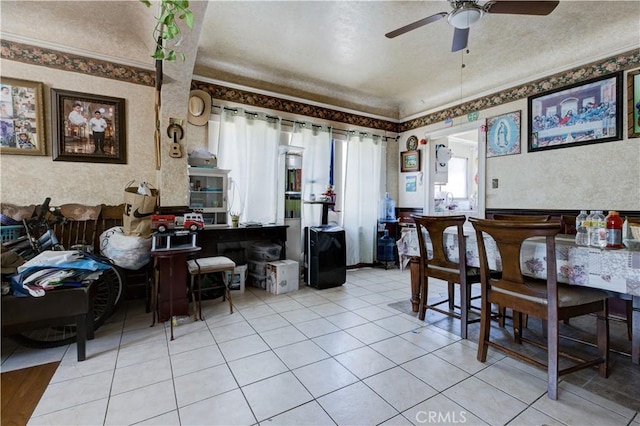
left=187, top=256, right=235, bottom=320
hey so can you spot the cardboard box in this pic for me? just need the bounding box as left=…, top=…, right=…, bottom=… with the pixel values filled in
left=266, top=260, right=299, bottom=295
left=225, top=264, right=247, bottom=293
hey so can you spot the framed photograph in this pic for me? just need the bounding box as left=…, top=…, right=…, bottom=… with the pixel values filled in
left=51, top=89, right=126, bottom=163
left=486, top=110, right=521, bottom=157
left=628, top=69, right=640, bottom=139
left=528, top=72, right=622, bottom=152
left=401, top=150, right=420, bottom=172
left=0, top=77, right=46, bottom=156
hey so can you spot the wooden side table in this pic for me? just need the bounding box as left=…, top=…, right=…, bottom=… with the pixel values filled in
left=150, top=246, right=201, bottom=340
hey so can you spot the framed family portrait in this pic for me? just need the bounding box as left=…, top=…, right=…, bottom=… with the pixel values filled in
left=528, top=72, right=622, bottom=152
left=51, top=89, right=126, bottom=164
left=628, top=69, right=640, bottom=139
left=0, top=77, right=46, bottom=156
left=486, top=110, right=521, bottom=157
left=401, top=150, right=420, bottom=172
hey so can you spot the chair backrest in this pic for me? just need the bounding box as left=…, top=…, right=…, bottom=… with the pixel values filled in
left=54, top=204, right=102, bottom=250
left=492, top=214, right=551, bottom=221
left=560, top=215, right=576, bottom=235
left=469, top=218, right=561, bottom=300
left=411, top=214, right=467, bottom=277
left=1, top=203, right=35, bottom=221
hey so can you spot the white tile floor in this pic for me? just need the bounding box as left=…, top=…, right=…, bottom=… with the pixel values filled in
left=2, top=267, right=639, bottom=426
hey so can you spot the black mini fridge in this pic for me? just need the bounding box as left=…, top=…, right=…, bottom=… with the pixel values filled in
left=304, top=225, right=346, bottom=289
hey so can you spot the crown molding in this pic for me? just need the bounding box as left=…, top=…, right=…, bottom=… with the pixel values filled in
left=0, top=32, right=154, bottom=71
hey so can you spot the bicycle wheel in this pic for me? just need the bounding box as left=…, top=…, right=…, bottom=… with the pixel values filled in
left=109, top=264, right=126, bottom=311
left=10, top=265, right=120, bottom=348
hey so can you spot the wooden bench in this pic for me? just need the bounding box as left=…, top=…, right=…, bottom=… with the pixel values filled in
left=1, top=282, right=96, bottom=361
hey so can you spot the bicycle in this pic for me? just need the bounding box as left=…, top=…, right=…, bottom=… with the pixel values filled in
left=2, top=198, right=124, bottom=348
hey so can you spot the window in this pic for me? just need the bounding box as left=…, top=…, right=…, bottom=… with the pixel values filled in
left=440, top=156, right=468, bottom=198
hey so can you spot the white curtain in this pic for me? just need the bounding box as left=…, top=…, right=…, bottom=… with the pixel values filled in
left=290, top=123, right=332, bottom=230
left=217, top=108, right=280, bottom=224
left=342, top=132, right=382, bottom=265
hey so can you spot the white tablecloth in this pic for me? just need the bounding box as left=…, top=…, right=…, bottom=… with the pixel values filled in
left=397, top=227, right=640, bottom=297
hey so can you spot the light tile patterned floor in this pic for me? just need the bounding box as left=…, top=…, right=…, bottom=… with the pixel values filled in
left=2, top=267, right=639, bottom=425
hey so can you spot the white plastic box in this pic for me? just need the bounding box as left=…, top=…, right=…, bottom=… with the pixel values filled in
left=249, top=242, right=282, bottom=261
left=248, top=260, right=268, bottom=276
left=266, top=260, right=299, bottom=295
left=225, top=264, right=247, bottom=293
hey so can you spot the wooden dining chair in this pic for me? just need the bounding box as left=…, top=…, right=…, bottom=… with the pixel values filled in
left=492, top=214, right=551, bottom=221
left=491, top=213, right=551, bottom=326
left=469, top=217, right=610, bottom=400
left=411, top=214, right=482, bottom=339
left=559, top=215, right=577, bottom=235
left=54, top=204, right=103, bottom=251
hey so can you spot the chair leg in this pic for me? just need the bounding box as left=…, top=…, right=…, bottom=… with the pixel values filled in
left=477, top=294, right=491, bottom=362
left=546, top=315, right=559, bottom=401
left=513, top=311, right=523, bottom=344
left=448, top=282, right=455, bottom=310
left=223, top=270, right=233, bottom=314
left=626, top=299, right=633, bottom=341
left=190, top=275, right=198, bottom=321
left=197, top=273, right=204, bottom=320
left=498, top=305, right=506, bottom=328
left=597, top=304, right=609, bottom=378
left=459, top=283, right=468, bottom=340
left=418, top=274, right=428, bottom=321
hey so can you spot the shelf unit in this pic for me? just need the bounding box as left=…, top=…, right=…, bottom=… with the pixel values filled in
left=279, top=147, right=304, bottom=264
left=285, top=153, right=303, bottom=219
left=187, top=167, right=230, bottom=227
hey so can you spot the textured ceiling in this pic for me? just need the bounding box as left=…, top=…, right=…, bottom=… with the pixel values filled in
left=2, top=1, right=639, bottom=121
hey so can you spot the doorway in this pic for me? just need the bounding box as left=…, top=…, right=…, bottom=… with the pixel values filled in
left=424, top=123, right=485, bottom=218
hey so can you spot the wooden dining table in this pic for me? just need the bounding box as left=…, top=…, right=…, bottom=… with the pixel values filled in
left=397, top=225, right=640, bottom=364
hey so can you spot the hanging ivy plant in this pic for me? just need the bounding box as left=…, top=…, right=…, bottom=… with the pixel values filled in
left=140, top=0, right=194, bottom=61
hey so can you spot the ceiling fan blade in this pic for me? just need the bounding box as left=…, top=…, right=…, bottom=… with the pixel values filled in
left=452, top=27, right=469, bottom=52
left=485, top=1, right=559, bottom=15
left=385, top=12, right=447, bottom=38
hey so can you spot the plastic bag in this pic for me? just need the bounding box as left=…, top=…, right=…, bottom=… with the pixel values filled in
left=100, top=226, right=151, bottom=270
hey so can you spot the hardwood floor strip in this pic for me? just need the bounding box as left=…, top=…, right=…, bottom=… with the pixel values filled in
left=1, top=361, right=59, bottom=426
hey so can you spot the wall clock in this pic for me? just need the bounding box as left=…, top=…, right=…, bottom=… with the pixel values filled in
left=406, top=135, right=418, bottom=151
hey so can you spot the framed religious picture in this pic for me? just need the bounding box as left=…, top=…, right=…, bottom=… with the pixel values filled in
left=51, top=89, right=126, bottom=164
left=528, top=72, right=622, bottom=152
left=628, top=69, right=640, bottom=139
left=486, top=110, right=521, bottom=157
left=0, top=77, right=46, bottom=156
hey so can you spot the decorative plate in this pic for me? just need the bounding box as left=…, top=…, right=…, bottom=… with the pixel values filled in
left=406, top=135, right=418, bottom=151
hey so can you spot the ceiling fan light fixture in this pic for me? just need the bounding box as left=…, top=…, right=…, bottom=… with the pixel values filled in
left=447, top=5, right=483, bottom=29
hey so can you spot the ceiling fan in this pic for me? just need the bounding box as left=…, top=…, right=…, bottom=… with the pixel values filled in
left=385, top=1, right=559, bottom=52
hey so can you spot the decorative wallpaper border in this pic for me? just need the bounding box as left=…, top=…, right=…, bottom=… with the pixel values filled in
left=2, top=39, right=637, bottom=135
left=399, top=49, right=640, bottom=133
left=0, top=40, right=155, bottom=87
left=190, top=81, right=399, bottom=132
